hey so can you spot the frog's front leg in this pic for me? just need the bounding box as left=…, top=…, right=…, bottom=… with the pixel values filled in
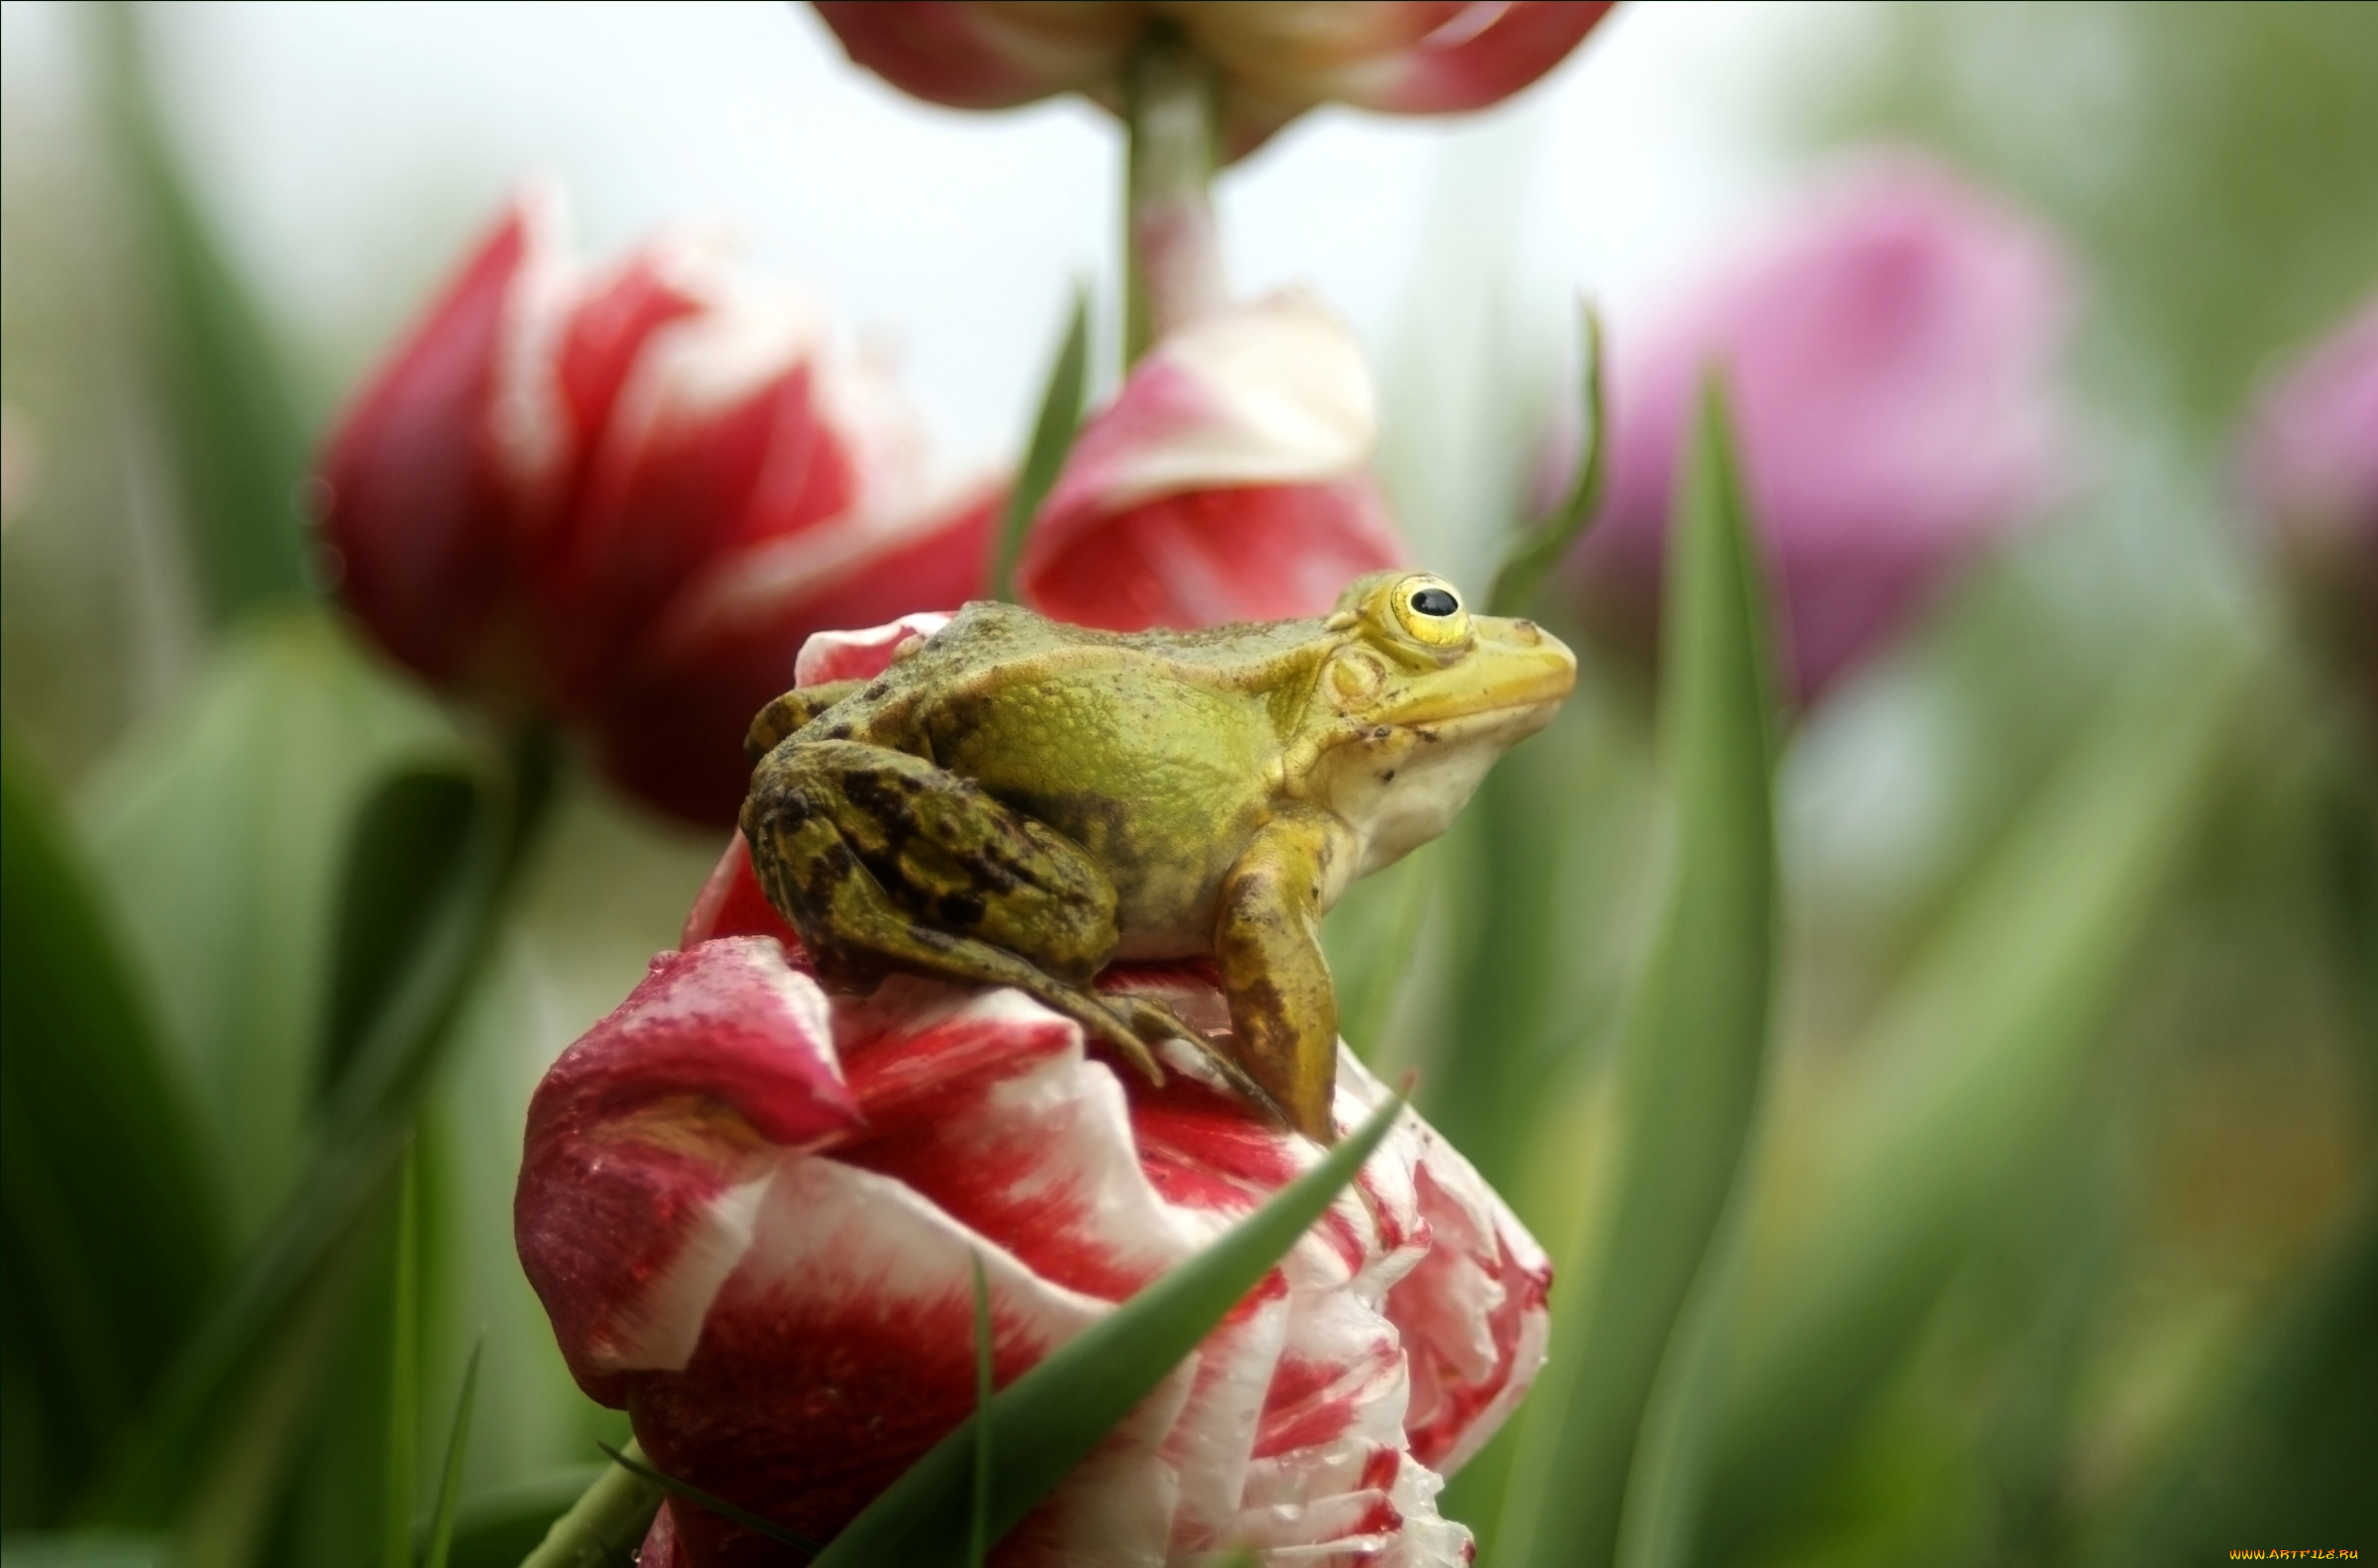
left=742, top=738, right=1175, bottom=1083
left=1213, top=808, right=1354, bottom=1143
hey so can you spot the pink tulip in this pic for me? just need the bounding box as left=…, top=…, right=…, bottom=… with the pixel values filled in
left=516, top=622, right=1551, bottom=1567
left=2237, top=292, right=2378, bottom=716
left=1020, top=292, right=1405, bottom=630
left=811, top=1, right=1613, bottom=157
left=1567, top=154, right=2082, bottom=705
left=317, top=191, right=995, bottom=825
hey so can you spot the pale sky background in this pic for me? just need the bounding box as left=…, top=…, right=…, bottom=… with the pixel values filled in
left=0, top=1, right=1864, bottom=493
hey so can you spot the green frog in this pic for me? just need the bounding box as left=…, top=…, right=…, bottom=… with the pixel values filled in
left=739, top=571, right=1575, bottom=1143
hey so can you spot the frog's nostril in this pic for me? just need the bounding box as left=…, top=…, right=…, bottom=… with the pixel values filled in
left=1510, top=620, right=1542, bottom=644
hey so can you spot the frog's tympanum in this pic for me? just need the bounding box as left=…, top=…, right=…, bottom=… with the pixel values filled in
left=739, top=572, right=1575, bottom=1143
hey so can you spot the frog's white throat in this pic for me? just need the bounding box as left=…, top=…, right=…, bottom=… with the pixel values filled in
left=1327, top=702, right=1560, bottom=885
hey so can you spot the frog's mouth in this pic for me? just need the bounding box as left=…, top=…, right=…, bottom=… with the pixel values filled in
left=1332, top=620, right=1578, bottom=878
left=1373, top=616, right=1578, bottom=731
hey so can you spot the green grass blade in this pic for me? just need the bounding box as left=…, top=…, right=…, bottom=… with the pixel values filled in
left=1696, top=632, right=2252, bottom=1560
left=595, top=1444, right=821, bottom=1557
left=1488, top=300, right=1608, bottom=617
left=421, top=1337, right=484, bottom=1568
left=0, top=722, right=226, bottom=1518
left=811, top=1094, right=1407, bottom=1568
left=1498, top=380, right=1779, bottom=1568
left=383, top=1150, right=421, bottom=1568
left=988, top=288, right=1090, bottom=603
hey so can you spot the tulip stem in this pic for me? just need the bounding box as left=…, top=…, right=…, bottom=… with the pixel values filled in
left=1123, top=21, right=1223, bottom=366
left=519, top=1442, right=663, bottom=1568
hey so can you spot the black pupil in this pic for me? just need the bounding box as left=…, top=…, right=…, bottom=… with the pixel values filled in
left=1411, top=587, right=1459, bottom=617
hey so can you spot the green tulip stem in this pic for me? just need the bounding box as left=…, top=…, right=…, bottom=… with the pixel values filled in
left=1123, top=20, right=1223, bottom=366
left=518, top=1441, right=664, bottom=1568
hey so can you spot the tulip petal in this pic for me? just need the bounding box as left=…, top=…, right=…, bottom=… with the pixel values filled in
left=810, top=0, right=1145, bottom=110
left=515, top=938, right=862, bottom=1404
left=1257, top=1, right=1614, bottom=115
left=319, top=191, right=574, bottom=692
left=1022, top=294, right=1403, bottom=630
left=526, top=768, right=1546, bottom=1563
left=592, top=485, right=996, bottom=825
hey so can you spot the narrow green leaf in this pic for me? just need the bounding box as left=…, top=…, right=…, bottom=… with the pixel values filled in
left=1695, top=632, right=2252, bottom=1560
left=420, top=1338, right=484, bottom=1568
left=1488, top=301, right=1608, bottom=618
left=989, top=289, right=1091, bottom=603
left=83, top=610, right=450, bottom=1240
left=968, top=1253, right=993, bottom=1568
left=74, top=707, right=557, bottom=1529
left=93, top=1, right=310, bottom=624
left=1498, top=380, right=1779, bottom=1568
left=594, top=1445, right=821, bottom=1557
left=1610, top=1173, right=1754, bottom=1568
left=812, top=1093, right=1407, bottom=1568
left=383, top=1151, right=421, bottom=1568
left=321, top=773, right=484, bottom=1105
left=0, top=720, right=225, bottom=1519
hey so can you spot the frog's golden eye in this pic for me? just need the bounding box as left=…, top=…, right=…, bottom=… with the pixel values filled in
left=1390, top=576, right=1472, bottom=648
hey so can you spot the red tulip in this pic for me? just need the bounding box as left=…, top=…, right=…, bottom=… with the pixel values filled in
left=812, top=1, right=1612, bottom=157
left=1020, top=292, right=1405, bottom=630
left=1566, top=154, right=2082, bottom=705
left=2237, top=291, right=2378, bottom=717
left=516, top=623, right=1551, bottom=1567
left=317, top=191, right=996, bottom=824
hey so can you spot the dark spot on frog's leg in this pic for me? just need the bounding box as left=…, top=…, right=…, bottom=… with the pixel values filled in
left=1371, top=726, right=1391, bottom=741
left=1378, top=770, right=1396, bottom=784
left=937, top=889, right=987, bottom=929
left=864, top=679, right=891, bottom=700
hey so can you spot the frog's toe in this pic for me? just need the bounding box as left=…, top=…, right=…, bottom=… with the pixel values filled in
left=1072, top=996, right=1168, bottom=1087
left=1112, top=994, right=1206, bottom=1051
left=1111, top=995, right=1292, bottom=1129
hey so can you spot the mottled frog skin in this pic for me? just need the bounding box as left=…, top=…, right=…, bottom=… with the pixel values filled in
left=739, top=571, right=1575, bottom=1143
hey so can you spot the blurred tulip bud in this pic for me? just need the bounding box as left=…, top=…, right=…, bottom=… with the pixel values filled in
left=2237, top=293, right=2378, bottom=717
left=1566, top=155, right=2082, bottom=706
left=811, top=0, right=1611, bottom=157
left=1020, top=291, right=1404, bottom=629
left=318, top=191, right=995, bottom=824
left=517, top=623, right=1551, bottom=1568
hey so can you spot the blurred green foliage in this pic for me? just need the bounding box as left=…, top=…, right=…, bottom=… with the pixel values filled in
left=2, top=3, right=2372, bottom=1566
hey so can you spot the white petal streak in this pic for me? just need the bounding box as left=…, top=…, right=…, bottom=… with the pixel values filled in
left=590, top=1169, right=772, bottom=1375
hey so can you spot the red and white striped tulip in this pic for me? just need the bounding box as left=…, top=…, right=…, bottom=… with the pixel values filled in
left=317, top=191, right=996, bottom=825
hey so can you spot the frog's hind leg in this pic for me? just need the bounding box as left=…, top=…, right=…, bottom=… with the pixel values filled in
left=744, top=680, right=867, bottom=763
left=743, top=739, right=1182, bottom=1084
